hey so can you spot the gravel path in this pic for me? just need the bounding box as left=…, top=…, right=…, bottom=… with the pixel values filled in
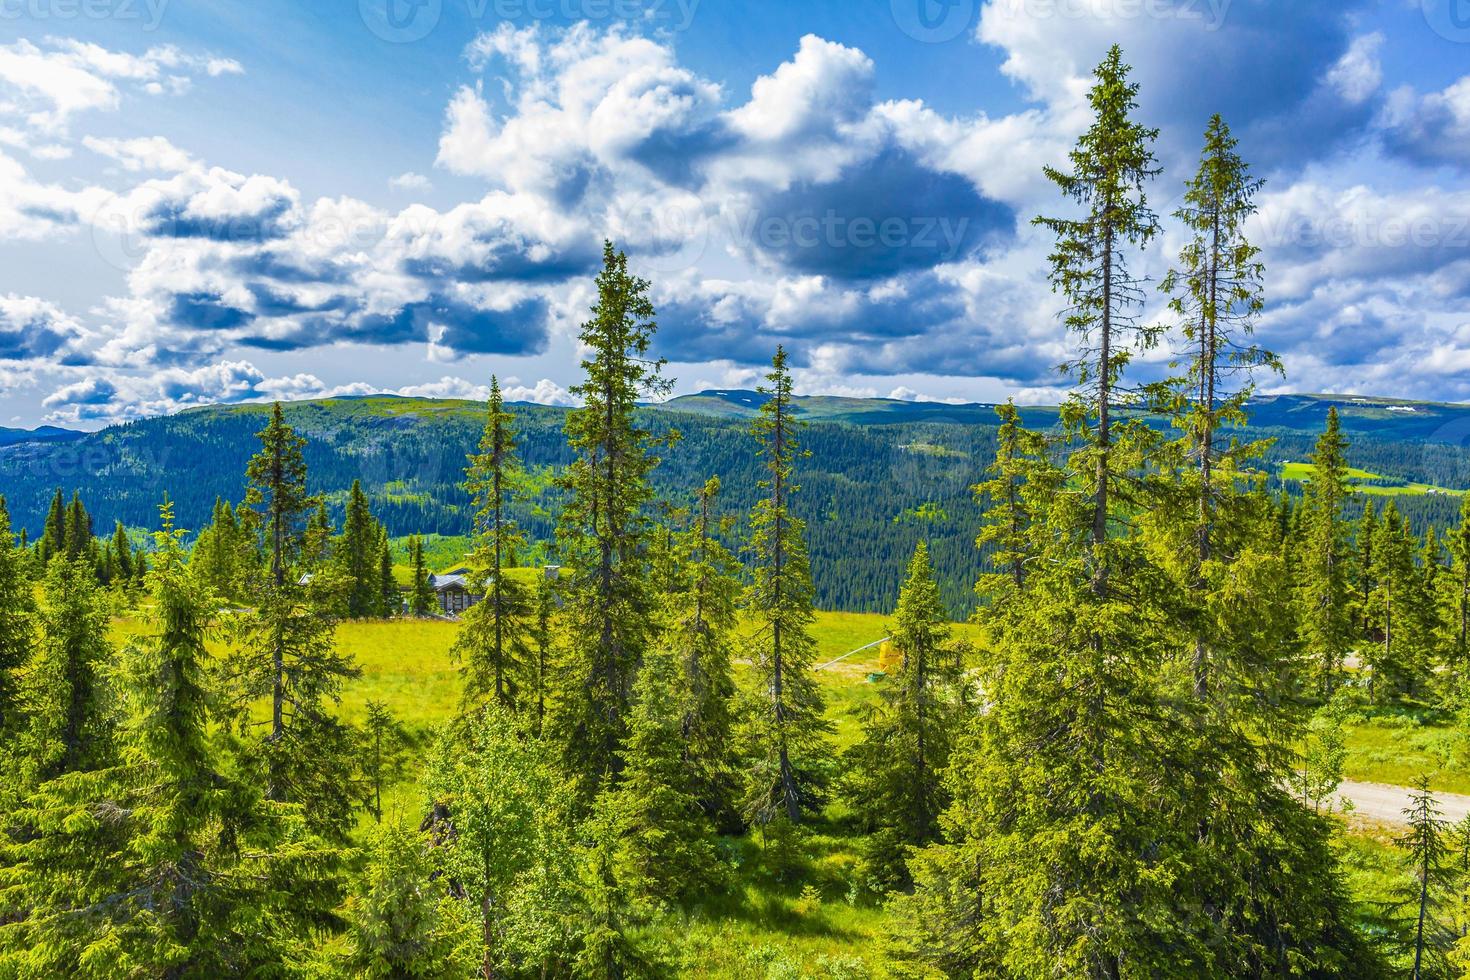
left=1333, top=780, right=1470, bottom=825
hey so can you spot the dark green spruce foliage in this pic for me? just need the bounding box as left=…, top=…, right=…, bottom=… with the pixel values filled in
left=616, top=643, right=723, bottom=905
left=304, top=497, right=333, bottom=569
left=247, top=402, right=313, bottom=590
left=973, top=400, right=1051, bottom=595
left=338, top=479, right=389, bottom=617
left=1145, top=113, right=1371, bottom=978
left=230, top=402, right=360, bottom=838
left=742, top=346, right=829, bottom=826
left=456, top=376, right=532, bottom=711
left=575, top=785, right=664, bottom=980
left=1368, top=502, right=1433, bottom=700
left=408, top=535, right=435, bottom=616
left=1301, top=407, right=1354, bottom=693
left=1154, top=111, right=1278, bottom=699
left=20, top=556, right=112, bottom=784
left=0, top=503, right=342, bottom=977
left=663, top=476, right=741, bottom=828
left=1032, top=42, right=1160, bottom=568
left=0, top=503, right=33, bottom=738
left=36, top=489, right=64, bottom=564
left=843, top=541, right=965, bottom=893
left=1447, top=493, right=1470, bottom=687
left=895, top=50, right=1374, bottom=979
left=106, top=520, right=133, bottom=588
left=191, top=497, right=253, bottom=601
left=554, top=242, right=673, bottom=794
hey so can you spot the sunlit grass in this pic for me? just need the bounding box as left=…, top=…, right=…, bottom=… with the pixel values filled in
left=1279, top=461, right=1464, bottom=497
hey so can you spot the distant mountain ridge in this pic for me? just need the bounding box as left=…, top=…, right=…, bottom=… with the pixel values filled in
left=2, top=388, right=1467, bottom=614
left=662, top=389, right=1470, bottom=443
left=0, top=424, right=82, bottom=448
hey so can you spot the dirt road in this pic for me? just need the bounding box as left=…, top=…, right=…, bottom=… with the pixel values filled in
left=1333, top=780, right=1470, bottom=824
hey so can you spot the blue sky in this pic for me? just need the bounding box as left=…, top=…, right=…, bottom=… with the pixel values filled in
left=0, top=0, right=1468, bottom=426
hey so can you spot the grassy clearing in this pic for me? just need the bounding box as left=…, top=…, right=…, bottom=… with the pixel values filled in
left=1279, top=461, right=1464, bottom=497
left=1334, top=703, right=1470, bottom=794
left=653, top=822, right=891, bottom=977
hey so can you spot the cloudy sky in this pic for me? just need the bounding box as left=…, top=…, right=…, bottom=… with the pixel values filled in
left=0, top=0, right=1467, bottom=427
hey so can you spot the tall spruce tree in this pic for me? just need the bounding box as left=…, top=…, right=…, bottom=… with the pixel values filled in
left=232, top=402, right=360, bottom=837
left=1156, top=112, right=1277, bottom=699
left=554, top=242, right=672, bottom=794
left=108, top=520, right=132, bottom=586
left=742, top=346, right=828, bottom=825
left=0, top=503, right=33, bottom=739
left=665, top=477, right=741, bottom=827
left=0, top=502, right=342, bottom=977
left=1368, top=502, right=1425, bottom=701
left=1033, top=42, right=1160, bottom=586
left=62, top=491, right=91, bottom=560
left=408, top=535, right=435, bottom=615
left=37, top=489, right=64, bottom=564
left=974, top=401, right=1050, bottom=594
left=1354, top=499, right=1378, bottom=638
left=303, top=497, right=334, bottom=570
left=191, top=497, right=243, bottom=600
left=20, top=556, right=112, bottom=783
left=339, top=480, right=384, bottom=617
left=456, top=376, right=531, bottom=711
left=1447, top=493, right=1470, bottom=687
left=897, top=52, right=1372, bottom=978
left=1301, top=407, right=1354, bottom=693
left=616, top=642, right=722, bottom=905
left=246, top=402, right=312, bottom=592
left=1398, top=778, right=1452, bottom=979
left=843, top=542, right=965, bottom=892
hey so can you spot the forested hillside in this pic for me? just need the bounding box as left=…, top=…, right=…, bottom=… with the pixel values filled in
left=2, top=389, right=1467, bottom=615
left=8, top=46, right=1470, bottom=979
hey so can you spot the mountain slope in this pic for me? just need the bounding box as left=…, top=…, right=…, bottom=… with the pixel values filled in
left=0, top=424, right=82, bottom=448
left=2, top=390, right=1466, bottom=613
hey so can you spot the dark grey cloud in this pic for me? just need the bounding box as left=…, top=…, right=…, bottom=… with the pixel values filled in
left=167, top=292, right=256, bottom=331
left=142, top=194, right=296, bottom=243
left=744, top=148, right=1015, bottom=279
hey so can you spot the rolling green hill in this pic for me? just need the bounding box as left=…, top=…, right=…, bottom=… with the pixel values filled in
left=3, top=389, right=1468, bottom=614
